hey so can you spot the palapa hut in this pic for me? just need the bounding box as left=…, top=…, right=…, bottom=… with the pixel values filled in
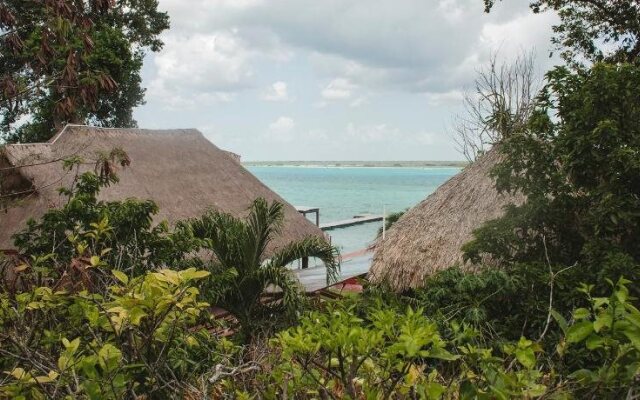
left=369, top=148, right=522, bottom=292
left=0, top=124, right=324, bottom=252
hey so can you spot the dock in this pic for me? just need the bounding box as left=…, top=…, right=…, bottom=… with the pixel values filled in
left=296, top=206, right=383, bottom=231
left=320, top=214, right=383, bottom=230
left=295, top=206, right=320, bottom=227
left=293, top=249, right=372, bottom=292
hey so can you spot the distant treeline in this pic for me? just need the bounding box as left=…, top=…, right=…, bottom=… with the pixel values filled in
left=243, top=160, right=468, bottom=168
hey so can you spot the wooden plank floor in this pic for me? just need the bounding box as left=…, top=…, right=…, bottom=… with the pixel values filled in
left=293, top=250, right=372, bottom=292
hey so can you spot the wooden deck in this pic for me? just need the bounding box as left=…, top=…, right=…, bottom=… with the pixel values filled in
left=293, top=249, right=372, bottom=292
left=320, top=214, right=383, bottom=230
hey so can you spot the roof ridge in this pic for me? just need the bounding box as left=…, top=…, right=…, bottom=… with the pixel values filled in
left=8, top=124, right=204, bottom=147
left=61, top=124, right=202, bottom=134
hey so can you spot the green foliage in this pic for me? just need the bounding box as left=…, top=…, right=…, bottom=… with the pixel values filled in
left=483, top=0, right=640, bottom=65
left=0, top=261, right=215, bottom=398
left=414, top=267, right=529, bottom=339
left=269, top=304, right=459, bottom=399
left=231, top=278, right=640, bottom=398
left=254, top=298, right=552, bottom=399
left=0, top=0, right=169, bottom=142
left=377, top=209, right=406, bottom=238
left=2, top=166, right=639, bottom=398
left=0, top=166, right=340, bottom=397
left=12, top=163, right=198, bottom=281
left=188, top=198, right=340, bottom=338
left=556, top=278, right=640, bottom=397
left=458, top=64, right=640, bottom=341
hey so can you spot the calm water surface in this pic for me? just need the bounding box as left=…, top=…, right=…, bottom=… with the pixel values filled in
left=247, top=166, right=460, bottom=253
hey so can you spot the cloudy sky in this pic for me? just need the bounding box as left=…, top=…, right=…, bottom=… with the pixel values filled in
left=133, top=0, right=559, bottom=161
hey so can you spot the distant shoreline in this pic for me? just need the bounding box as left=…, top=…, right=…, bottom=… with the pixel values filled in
left=243, top=160, right=468, bottom=168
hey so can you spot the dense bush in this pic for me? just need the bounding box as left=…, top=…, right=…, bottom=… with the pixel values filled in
left=0, top=252, right=216, bottom=398
left=202, top=277, right=639, bottom=398
left=436, top=64, right=639, bottom=343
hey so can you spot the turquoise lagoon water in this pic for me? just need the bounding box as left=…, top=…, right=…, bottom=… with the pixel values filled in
left=247, top=166, right=460, bottom=254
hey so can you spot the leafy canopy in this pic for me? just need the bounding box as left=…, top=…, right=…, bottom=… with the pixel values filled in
left=483, top=0, right=640, bottom=65
left=0, top=0, right=169, bottom=142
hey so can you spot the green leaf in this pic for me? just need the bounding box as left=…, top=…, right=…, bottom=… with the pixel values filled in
left=622, top=327, right=640, bottom=351
left=129, top=308, right=147, bottom=326
left=569, top=368, right=598, bottom=383
left=67, top=337, right=80, bottom=353
left=515, top=347, right=536, bottom=369
left=112, top=270, right=129, bottom=284
left=8, top=367, right=27, bottom=380
left=428, top=347, right=460, bottom=361
left=181, top=268, right=211, bottom=280
left=58, top=355, right=71, bottom=371
left=624, top=304, right=640, bottom=328
left=89, top=255, right=101, bottom=267
left=551, top=309, right=569, bottom=334
left=593, top=312, right=612, bottom=332
left=566, top=321, right=593, bottom=343
left=424, top=382, right=445, bottom=399
left=98, top=344, right=122, bottom=372
left=585, top=334, right=604, bottom=350
left=572, top=308, right=590, bottom=320
left=523, top=383, right=547, bottom=397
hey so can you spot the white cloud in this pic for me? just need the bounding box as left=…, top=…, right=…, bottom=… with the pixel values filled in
left=414, top=131, right=438, bottom=145
left=147, top=31, right=255, bottom=108
left=343, top=123, right=442, bottom=147
left=135, top=0, right=560, bottom=160
left=269, top=116, right=295, bottom=131
left=425, top=90, right=464, bottom=106
left=266, top=116, right=296, bottom=142
left=322, top=78, right=356, bottom=100
left=437, top=0, right=464, bottom=23
left=154, top=32, right=253, bottom=92
left=346, top=123, right=400, bottom=142
left=480, top=12, right=557, bottom=58
left=262, top=81, right=290, bottom=101
left=149, top=0, right=556, bottom=99
left=349, top=96, right=368, bottom=108
left=306, top=129, right=329, bottom=141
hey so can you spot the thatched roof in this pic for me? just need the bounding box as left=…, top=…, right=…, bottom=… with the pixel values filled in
left=368, top=148, right=522, bottom=292
left=0, top=125, right=324, bottom=251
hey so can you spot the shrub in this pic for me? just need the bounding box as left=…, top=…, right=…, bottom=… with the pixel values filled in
left=0, top=265, right=214, bottom=399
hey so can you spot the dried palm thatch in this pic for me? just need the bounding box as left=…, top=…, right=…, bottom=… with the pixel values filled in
left=369, top=147, right=523, bottom=292
left=0, top=125, right=324, bottom=253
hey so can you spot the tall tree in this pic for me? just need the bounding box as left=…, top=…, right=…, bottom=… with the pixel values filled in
left=0, top=0, right=169, bottom=143
left=483, top=0, right=640, bottom=65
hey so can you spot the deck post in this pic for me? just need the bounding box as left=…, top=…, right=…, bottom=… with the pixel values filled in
left=315, top=210, right=320, bottom=227
left=302, top=256, right=309, bottom=269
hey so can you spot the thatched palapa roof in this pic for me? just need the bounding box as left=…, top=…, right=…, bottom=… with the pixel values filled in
left=0, top=125, right=324, bottom=251
left=369, top=148, right=522, bottom=292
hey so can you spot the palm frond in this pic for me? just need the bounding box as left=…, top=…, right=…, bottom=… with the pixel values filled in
left=244, top=199, right=284, bottom=266
left=189, top=210, right=248, bottom=270
left=256, top=264, right=306, bottom=318
left=199, top=261, right=239, bottom=303
left=186, top=198, right=338, bottom=338
left=268, top=236, right=340, bottom=285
